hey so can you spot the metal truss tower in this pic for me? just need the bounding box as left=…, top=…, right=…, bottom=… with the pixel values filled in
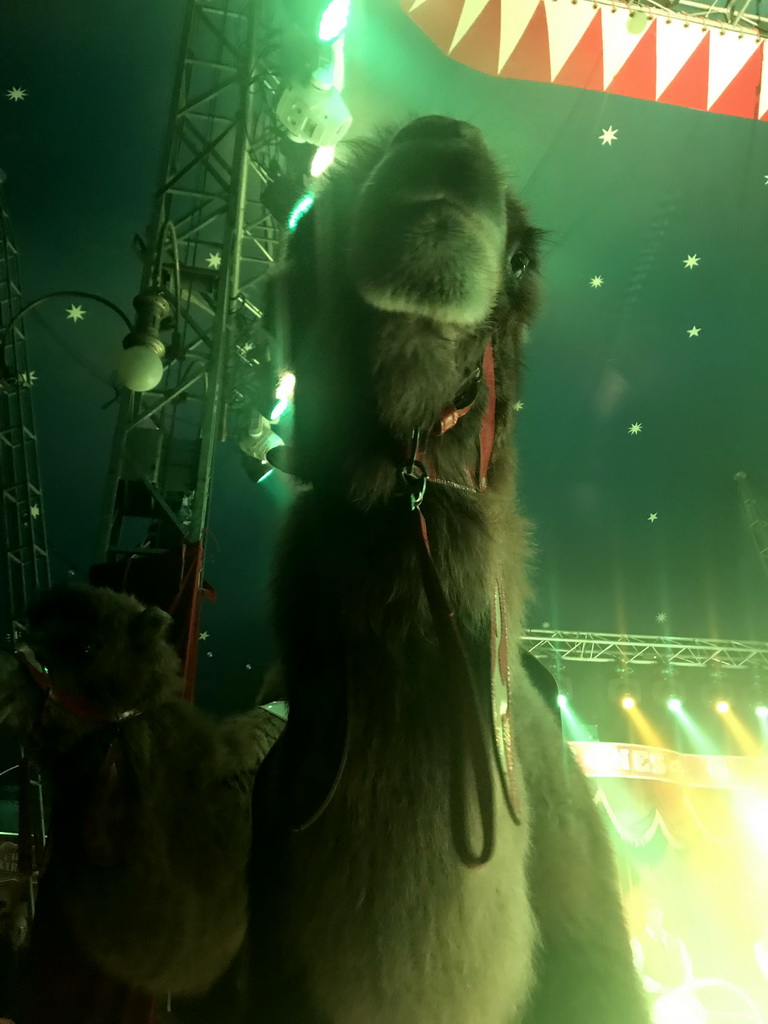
left=98, top=0, right=287, bottom=564
left=0, top=172, right=51, bottom=644
left=735, top=471, right=768, bottom=582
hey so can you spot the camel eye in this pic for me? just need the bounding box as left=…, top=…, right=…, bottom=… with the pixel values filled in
left=509, top=251, right=530, bottom=279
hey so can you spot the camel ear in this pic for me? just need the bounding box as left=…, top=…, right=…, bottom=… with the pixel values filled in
left=130, top=606, right=173, bottom=648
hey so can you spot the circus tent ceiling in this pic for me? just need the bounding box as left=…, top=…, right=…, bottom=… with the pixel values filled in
left=0, top=0, right=767, bottom=716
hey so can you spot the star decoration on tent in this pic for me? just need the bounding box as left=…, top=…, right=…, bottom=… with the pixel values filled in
left=628, top=422, right=642, bottom=435
left=29, top=504, right=40, bottom=519
left=687, top=326, right=701, bottom=337
left=7, top=87, right=27, bottom=101
left=206, top=651, right=213, bottom=658
left=17, top=370, right=38, bottom=387
left=541, top=621, right=551, bottom=630
left=199, top=630, right=209, bottom=641
left=648, top=513, right=658, bottom=523
left=245, top=664, right=252, bottom=670
left=683, top=255, right=700, bottom=269
left=206, top=252, right=221, bottom=269
left=598, top=126, right=618, bottom=146
left=590, top=276, right=604, bottom=288
left=65, top=304, right=86, bottom=322
left=513, top=400, right=524, bottom=411
left=764, top=175, right=768, bottom=185
left=656, top=612, right=668, bottom=623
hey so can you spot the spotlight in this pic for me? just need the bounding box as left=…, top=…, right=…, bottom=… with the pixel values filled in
left=556, top=694, right=568, bottom=709
left=276, top=65, right=352, bottom=148
left=621, top=695, right=636, bottom=710
left=716, top=700, right=730, bottom=714
left=287, top=192, right=315, bottom=231
left=667, top=698, right=682, bottom=713
left=756, top=706, right=768, bottom=720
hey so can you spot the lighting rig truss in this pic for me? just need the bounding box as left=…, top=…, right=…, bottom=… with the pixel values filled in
left=522, top=629, right=768, bottom=671
left=98, top=0, right=291, bottom=561
left=0, top=174, right=51, bottom=644
left=592, top=0, right=768, bottom=38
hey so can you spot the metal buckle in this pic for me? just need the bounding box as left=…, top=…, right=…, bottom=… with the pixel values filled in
left=399, top=459, right=427, bottom=511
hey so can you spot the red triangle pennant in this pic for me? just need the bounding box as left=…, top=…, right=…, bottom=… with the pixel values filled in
left=553, top=11, right=603, bottom=92
left=708, top=45, right=763, bottom=119
left=450, top=0, right=502, bottom=77
left=498, top=2, right=550, bottom=83
left=658, top=32, right=711, bottom=112
left=407, top=0, right=466, bottom=56
left=606, top=20, right=658, bottom=101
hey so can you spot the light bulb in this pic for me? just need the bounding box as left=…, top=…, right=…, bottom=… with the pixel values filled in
left=117, top=344, right=165, bottom=392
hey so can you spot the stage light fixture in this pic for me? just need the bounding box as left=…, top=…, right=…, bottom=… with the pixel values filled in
left=667, top=698, right=682, bottom=713
left=556, top=694, right=568, bottom=709
left=756, top=705, right=768, bottom=720
left=621, top=695, right=636, bottom=710
left=287, top=192, right=315, bottom=231
left=318, top=0, right=350, bottom=42
left=716, top=700, right=730, bottom=714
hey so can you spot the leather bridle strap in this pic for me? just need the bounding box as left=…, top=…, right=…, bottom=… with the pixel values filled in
left=13, top=649, right=142, bottom=724
left=410, top=508, right=496, bottom=867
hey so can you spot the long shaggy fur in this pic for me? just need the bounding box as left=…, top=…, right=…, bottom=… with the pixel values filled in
left=241, top=117, right=650, bottom=1023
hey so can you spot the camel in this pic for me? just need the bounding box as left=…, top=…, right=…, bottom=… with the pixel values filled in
left=0, top=116, right=649, bottom=1023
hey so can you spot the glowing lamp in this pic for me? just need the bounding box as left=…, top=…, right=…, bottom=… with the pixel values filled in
left=117, top=342, right=165, bottom=392
left=621, top=695, right=636, bottom=710
left=311, top=145, right=336, bottom=177
left=756, top=706, right=768, bottom=719
left=626, top=12, right=649, bottom=34
left=716, top=700, right=730, bottom=714
left=667, top=698, right=682, bottom=713
left=556, top=694, right=568, bottom=709
left=318, top=0, right=350, bottom=43
left=287, top=192, right=315, bottom=231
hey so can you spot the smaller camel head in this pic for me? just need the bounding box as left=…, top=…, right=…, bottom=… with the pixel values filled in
left=0, top=585, right=182, bottom=753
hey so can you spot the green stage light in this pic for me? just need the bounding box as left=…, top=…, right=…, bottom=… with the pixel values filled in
left=287, top=192, right=315, bottom=231
left=756, top=705, right=768, bottom=720
left=667, top=698, right=682, bottom=713
left=319, top=0, right=350, bottom=42
left=556, top=694, right=568, bottom=709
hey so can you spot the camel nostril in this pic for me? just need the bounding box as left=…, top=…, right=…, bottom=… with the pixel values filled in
left=392, top=116, right=481, bottom=147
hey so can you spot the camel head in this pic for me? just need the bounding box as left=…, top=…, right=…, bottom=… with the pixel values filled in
left=267, top=115, right=543, bottom=504
left=0, top=584, right=182, bottom=753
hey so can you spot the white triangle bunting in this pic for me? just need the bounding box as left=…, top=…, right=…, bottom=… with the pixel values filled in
left=759, top=41, right=768, bottom=118
left=707, top=30, right=759, bottom=109
left=450, top=0, right=495, bottom=53
left=655, top=18, right=706, bottom=98
left=498, top=0, right=542, bottom=74
left=600, top=6, right=648, bottom=89
left=543, top=0, right=599, bottom=81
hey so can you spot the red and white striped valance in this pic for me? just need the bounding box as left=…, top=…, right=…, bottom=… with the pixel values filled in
left=402, top=0, right=768, bottom=120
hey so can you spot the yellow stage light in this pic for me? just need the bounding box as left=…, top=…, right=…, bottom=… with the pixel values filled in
left=621, top=695, right=636, bottom=710
left=716, top=700, right=730, bottom=714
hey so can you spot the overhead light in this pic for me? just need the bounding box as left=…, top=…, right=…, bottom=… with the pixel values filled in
left=716, top=700, right=731, bottom=714
left=276, top=66, right=352, bottom=148
left=311, top=145, right=336, bottom=177
left=621, top=695, right=636, bottom=710
left=318, top=0, right=350, bottom=42
left=667, top=698, right=682, bottom=713
left=117, top=291, right=170, bottom=392
left=287, top=192, right=315, bottom=231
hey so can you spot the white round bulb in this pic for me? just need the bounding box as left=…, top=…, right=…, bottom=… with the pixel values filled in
left=117, top=345, right=165, bottom=392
